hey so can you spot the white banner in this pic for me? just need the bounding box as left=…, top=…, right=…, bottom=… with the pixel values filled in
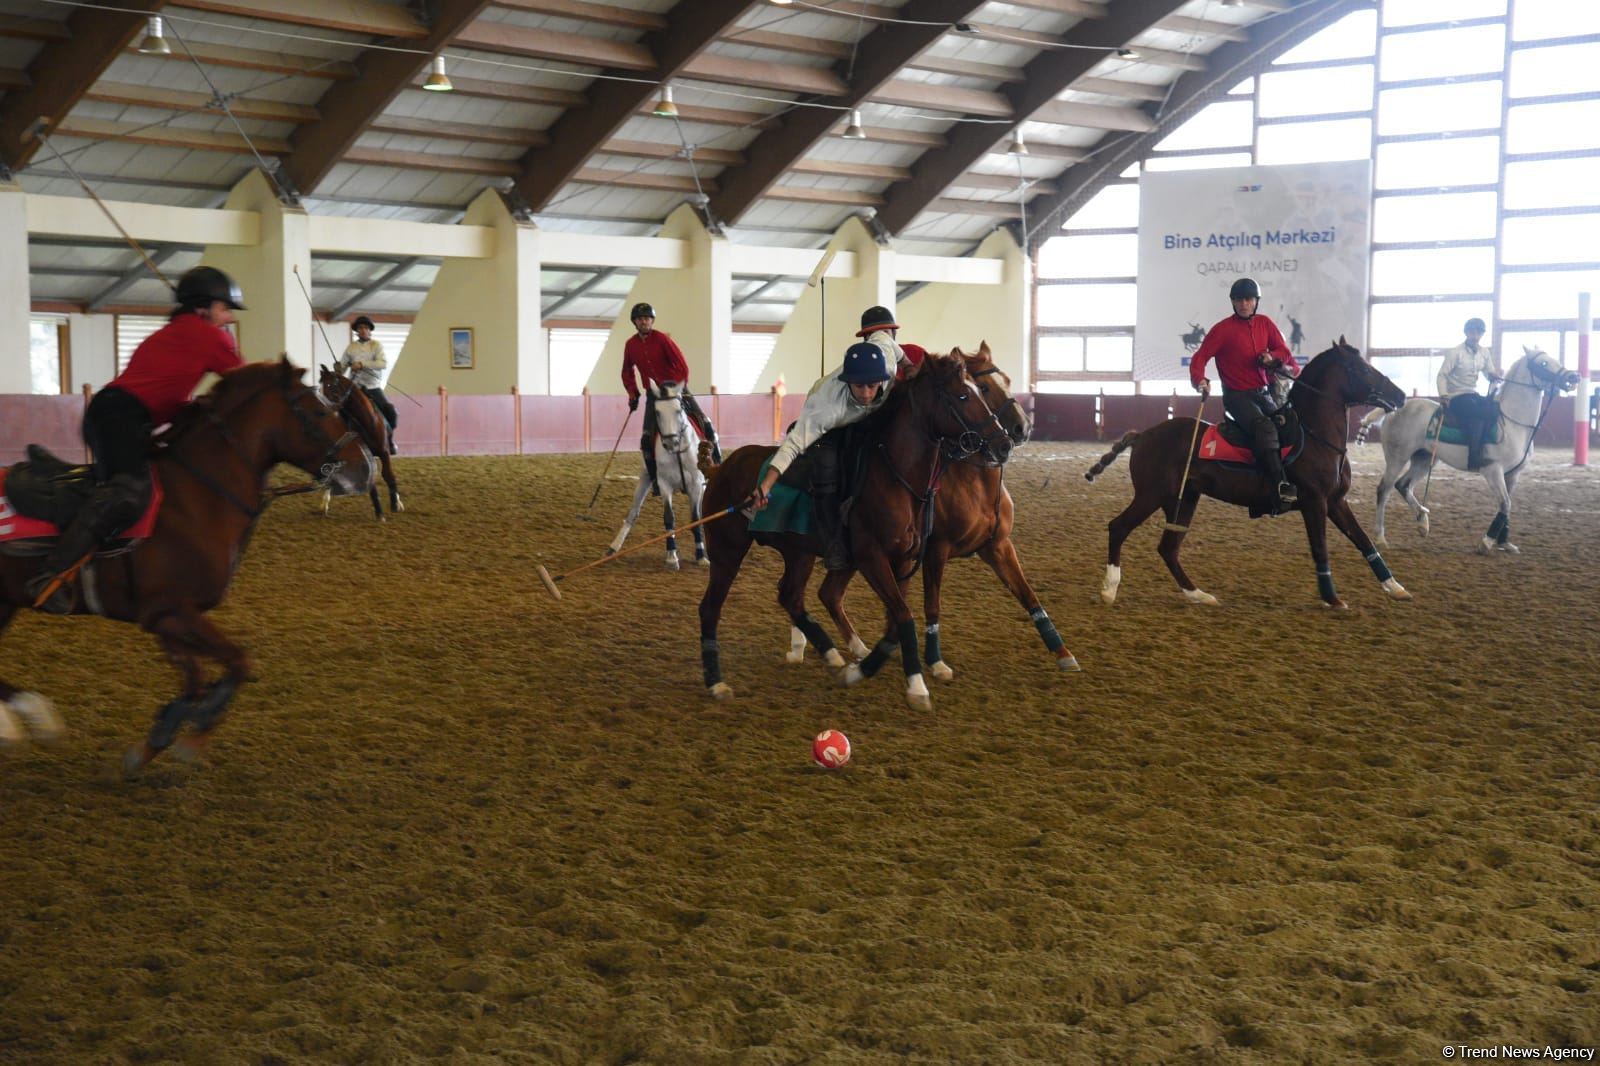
left=1134, top=161, right=1372, bottom=382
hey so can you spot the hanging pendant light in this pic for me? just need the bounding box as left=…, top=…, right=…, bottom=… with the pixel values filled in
left=423, top=55, right=453, bottom=91
left=137, top=15, right=171, bottom=56
left=652, top=84, right=679, bottom=118
left=1009, top=127, right=1028, bottom=156
left=843, top=108, right=866, bottom=139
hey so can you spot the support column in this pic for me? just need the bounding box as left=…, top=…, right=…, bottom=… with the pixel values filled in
left=203, top=169, right=312, bottom=368
left=0, top=181, right=32, bottom=392
left=390, top=188, right=544, bottom=395
left=755, top=215, right=894, bottom=393
left=898, top=227, right=1031, bottom=390
left=586, top=204, right=732, bottom=393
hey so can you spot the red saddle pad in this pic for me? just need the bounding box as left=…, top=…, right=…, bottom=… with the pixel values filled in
left=1198, top=424, right=1292, bottom=465
left=0, top=467, right=164, bottom=545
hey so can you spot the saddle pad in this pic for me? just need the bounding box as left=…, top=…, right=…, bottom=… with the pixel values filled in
left=1198, top=424, right=1293, bottom=465
left=1427, top=407, right=1501, bottom=446
left=748, top=457, right=815, bottom=536
left=0, top=467, right=164, bottom=545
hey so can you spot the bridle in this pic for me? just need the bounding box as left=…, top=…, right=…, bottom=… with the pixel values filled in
left=914, top=367, right=1015, bottom=467
left=1287, top=349, right=1402, bottom=458
left=969, top=365, right=1032, bottom=453
left=321, top=372, right=389, bottom=457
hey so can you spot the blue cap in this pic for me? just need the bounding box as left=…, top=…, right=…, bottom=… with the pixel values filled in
left=839, top=342, right=891, bottom=384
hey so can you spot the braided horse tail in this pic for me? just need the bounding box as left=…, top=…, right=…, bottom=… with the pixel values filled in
left=697, top=439, right=720, bottom=478
left=1354, top=405, right=1388, bottom=446
left=1084, top=431, right=1140, bottom=483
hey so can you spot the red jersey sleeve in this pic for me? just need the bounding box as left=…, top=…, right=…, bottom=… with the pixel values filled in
left=1264, top=319, right=1297, bottom=371
left=1189, top=320, right=1227, bottom=387
left=208, top=325, right=244, bottom=373
left=657, top=332, right=690, bottom=385
left=620, top=337, right=640, bottom=399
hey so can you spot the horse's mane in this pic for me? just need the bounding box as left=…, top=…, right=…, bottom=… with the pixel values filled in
left=1296, top=341, right=1357, bottom=390
left=155, top=363, right=281, bottom=448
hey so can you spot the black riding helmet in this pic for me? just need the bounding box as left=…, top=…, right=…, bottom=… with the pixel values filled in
left=1463, top=317, right=1486, bottom=334
left=352, top=315, right=375, bottom=331
left=856, top=305, right=899, bottom=336
left=631, top=302, right=656, bottom=321
left=175, top=265, right=245, bottom=311
left=1229, top=277, right=1261, bottom=302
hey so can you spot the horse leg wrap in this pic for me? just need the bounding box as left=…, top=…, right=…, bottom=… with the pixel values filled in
left=1029, top=607, right=1066, bottom=653
left=1364, top=550, right=1393, bottom=583
left=1316, top=566, right=1337, bottom=603
left=189, top=677, right=238, bottom=733
left=897, top=620, right=922, bottom=678
left=700, top=638, right=722, bottom=688
left=148, top=696, right=192, bottom=752
left=858, top=638, right=898, bottom=678
left=792, top=612, right=836, bottom=654
left=924, top=622, right=942, bottom=668
left=1486, top=511, right=1508, bottom=542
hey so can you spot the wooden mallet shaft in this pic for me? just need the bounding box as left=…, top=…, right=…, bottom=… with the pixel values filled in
left=538, top=498, right=752, bottom=599
left=1164, top=389, right=1210, bottom=533
left=582, top=407, right=635, bottom=516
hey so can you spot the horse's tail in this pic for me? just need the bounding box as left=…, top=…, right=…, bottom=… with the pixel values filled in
left=697, top=439, right=719, bottom=477
left=1355, top=406, right=1388, bottom=446
left=1084, top=431, right=1139, bottom=483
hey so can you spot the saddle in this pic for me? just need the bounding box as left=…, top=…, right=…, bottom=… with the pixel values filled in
left=749, top=426, right=870, bottom=537
left=1199, top=407, right=1305, bottom=468
left=0, top=446, right=163, bottom=558
left=1429, top=400, right=1502, bottom=446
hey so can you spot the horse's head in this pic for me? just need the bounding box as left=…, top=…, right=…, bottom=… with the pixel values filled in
left=1301, top=335, right=1405, bottom=411
left=1514, top=345, right=1581, bottom=393
left=213, top=360, right=372, bottom=495
left=955, top=341, right=1031, bottom=456
left=651, top=381, right=691, bottom=450
left=317, top=363, right=388, bottom=457
left=914, top=353, right=1013, bottom=466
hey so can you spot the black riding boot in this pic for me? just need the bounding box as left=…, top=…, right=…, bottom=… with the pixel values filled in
left=641, top=436, right=660, bottom=496
left=1252, top=421, right=1296, bottom=514
left=813, top=489, right=849, bottom=571
left=23, top=480, right=138, bottom=614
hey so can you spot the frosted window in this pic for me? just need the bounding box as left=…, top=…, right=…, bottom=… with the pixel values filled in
left=115, top=315, right=165, bottom=374
left=1380, top=24, right=1505, bottom=81
left=1375, top=136, right=1500, bottom=188
left=1372, top=192, right=1498, bottom=242
left=1257, top=118, right=1371, bottom=165
left=729, top=332, right=778, bottom=394
left=1504, top=157, right=1600, bottom=210
left=1142, top=152, right=1254, bottom=172
left=1370, top=301, right=1492, bottom=350
left=1383, top=0, right=1505, bottom=28
left=1500, top=269, right=1600, bottom=321
left=1153, top=101, right=1253, bottom=152
left=1506, top=100, right=1600, bottom=154
left=29, top=317, right=62, bottom=396
left=1037, top=284, right=1136, bottom=328
left=1513, top=0, right=1600, bottom=41
left=1274, top=11, right=1376, bottom=65
left=1378, top=81, right=1502, bottom=135
left=1036, top=234, right=1137, bottom=279
left=1370, top=356, right=1438, bottom=398
left=1501, top=214, right=1600, bottom=266
left=1062, top=183, right=1139, bottom=230
left=548, top=328, right=608, bottom=395
left=1509, top=42, right=1600, bottom=97
left=1259, top=66, right=1374, bottom=118
left=1035, top=380, right=1135, bottom=395
left=1085, top=336, right=1133, bottom=373
left=1037, top=335, right=1083, bottom=373
left=1371, top=247, right=1495, bottom=297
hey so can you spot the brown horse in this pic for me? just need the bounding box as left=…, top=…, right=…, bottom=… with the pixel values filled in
left=695, top=353, right=1011, bottom=710
left=0, top=360, right=372, bottom=772
left=318, top=364, right=402, bottom=519
left=804, top=343, right=1080, bottom=679
left=1085, top=338, right=1411, bottom=609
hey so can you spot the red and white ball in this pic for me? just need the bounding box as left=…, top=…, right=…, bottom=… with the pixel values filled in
left=811, top=729, right=851, bottom=769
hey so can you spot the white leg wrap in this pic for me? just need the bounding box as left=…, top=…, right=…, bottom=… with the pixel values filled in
left=1380, top=577, right=1412, bottom=600
left=1478, top=537, right=1495, bottom=555
left=1181, top=587, right=1220, bottom=606
left=9, top=692, right=62, bottom=741
left=1497, top=542, right=1520, bottom=554
left=848, top=635, right=870, bottom=660
left=928, top=661, right=954, bottom=682
left=1100, top=564, right=1122, bottom=605
left=708, top=682, right=734, bottom=702
left=905, top=673, right=932, bottom=710
left=664, top=551, right=680, bottom=570
left=823, top=648, right=846, bottom=669
left=842, top=664, right=864, bottom=687
left=785, top=627, right=806, bottom=664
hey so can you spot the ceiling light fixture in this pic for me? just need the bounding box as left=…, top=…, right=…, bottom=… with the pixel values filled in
left=137, top=15, right=171, bottom=55
left=652, top=83, right=678, bottom=117
left=1116, top=47, right=1140, bottom=60
left=423, top=55, right=453, bottom=91
left=1009, top=127, right=1028, bottom=155
left=843, top=108, right=866, bottom=139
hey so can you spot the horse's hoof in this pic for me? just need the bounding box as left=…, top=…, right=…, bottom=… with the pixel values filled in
left=1478, top=539, right=1494, bottom=555
left=1497, top=542, right=1520, bottom=554
left=847, top=636, right=870, bottom=661
left=929, top=661, right=954, bottom=682
left=697, top=555, right=710, bottom=568
left=664, top=557, right=680, bottom=571
left=394, top=499, right=405, bottom=513
left=604, top=547, right=617, bottom=557
left=1373, top=536, right=1388, bottom=550
left=841, top=664, right=864, bottom=687
left=1381, top=578, right=1412, bottom=601
left=1323, top=598, right=1350, bottom=610
left=784, top=648, right=805, bottom=664
left=0, top=705, right=25, bottom=748
left=1181, top=588, right=1220, bottom=606
left=122, top=743, right=154, bottom=778
left=906, top=692, right=933, bottom=712
left=172, top=733, right=211, bottom=764
left=9, top=692, right=63, bottom=743
left=1098, top=590, right=1117, bottom=605
left=708, top=682, right=734, bottom=702
left=822, top=648, right=846, bottom=669
left=1056, top=652, right=1082, bottom=673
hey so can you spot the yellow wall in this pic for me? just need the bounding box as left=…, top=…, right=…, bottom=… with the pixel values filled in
left=898, top=228, right=1032, bottom=390
left=203, top=168, right=313, bottom=368
left=390, top=188, right=547, bottom=395
left=585, top=204, right=731, bottom=393
left=755, top=215, right=896, bottom=393
left=0, top=183, right=31, bottom=392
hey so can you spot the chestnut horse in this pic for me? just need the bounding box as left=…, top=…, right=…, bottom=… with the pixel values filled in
left=0, top=360, right=372, bottom=772
left=695, top=353, right=1012, bottom=710
left=318, top=364, right=402, bottom=519
left=1085, top=338, right=1411, bottom=609
left=800, top=343, right=1080, bottom=679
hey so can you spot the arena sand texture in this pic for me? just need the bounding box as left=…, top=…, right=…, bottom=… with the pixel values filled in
left=0, top=444, right=1595, bottom=1064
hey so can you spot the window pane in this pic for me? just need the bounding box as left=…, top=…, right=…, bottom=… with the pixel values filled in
left=1376, top=136, right=1500, bottom=188
left=1259, top=65, right=1374, bottom=118
left=1371, top=356, right=1438, bottom=398
left=1038, top=284, right=1136, bottom=328
left=1274, top=11, right=1376, bottom=64
left=1501, top=214, right=1600, bottom=266
left=29, top=317, right=61, bottom=396
left=1153, top=100, right=1252, bottom=152
left=1037, top=335, right=1083, bottom=373
left=1037, top=234, right=1137, bottom=279
left=1509, top=41, right=1600, bottom=97
left=1257, top=118, right=1371, bottom=165
left=1504, top=157, right=1600, bottom=209
left=1370, top=300, right=1492, bottom=349
left=1372, top=247, right=1495, bottom=296
left=1498, top=331, right=1562, bottom=360
left=115, top=315, right=165, bottom=374
left=1085, top=336, right=1132, bottom=373
left=1383, top=0, right=1504, bottom=28
left=1140, top=379, right=1191, bottom=395
left=1142, top=152, right=1253, bottom=172
left=1373, top=192, right=1498, bottom=241
left=1379, top=81, right=1502, bottom=135
left=1035, top=380, right=1135, bottom=395
left=1513, top=0, right=1600, bottom=41
left=730, top=332, right=778, bottom=394
left=1500, top=269, right=1600, bottom=320
left=1062, top=183, right=1139, bottom=229
left=1380, top=24, right=1505, bottom=81
left=1506, top=100, right=1600, bottom=154
left=548, top=328, right=607, bottom=394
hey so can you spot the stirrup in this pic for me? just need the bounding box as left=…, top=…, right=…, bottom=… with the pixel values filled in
left=24, top=571, right=74, bottom=615
left=1277, top=480, right=1298, bottom=502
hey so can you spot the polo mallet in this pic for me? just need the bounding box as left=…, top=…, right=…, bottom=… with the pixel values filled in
left=538, top=496, right=753, bottom=599
left=1164, top=387, right=1210, bottom=532
left=1419, top=410, right=1444, bottom=510
left=577, top=407, right=635, bottom=520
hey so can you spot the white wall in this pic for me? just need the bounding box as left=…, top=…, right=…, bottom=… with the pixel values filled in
left=67, top=313, right=117, bottom=391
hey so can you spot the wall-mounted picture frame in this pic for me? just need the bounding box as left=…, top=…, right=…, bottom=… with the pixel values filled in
left=449, top=327, right=474, bottom=370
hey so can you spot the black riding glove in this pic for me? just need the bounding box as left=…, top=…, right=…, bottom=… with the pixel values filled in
left=628, top=396, right=639, bottom=412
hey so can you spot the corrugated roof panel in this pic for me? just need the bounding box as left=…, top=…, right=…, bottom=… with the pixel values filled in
left=475, top=5, right=648, bottom=45
left=445, top=44, right=601, bottom=91
left=385, top=91, right=559, bottom=132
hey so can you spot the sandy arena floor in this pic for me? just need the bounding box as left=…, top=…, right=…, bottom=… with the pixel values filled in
left=0, top=441, right=1596, bottom=1064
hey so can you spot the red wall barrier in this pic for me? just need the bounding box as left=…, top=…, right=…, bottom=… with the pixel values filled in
left=448, top=394, right=518, bottom=456
left=0, top=395, right=89, bottom=464
left=520, top=395, right=588, bottom=453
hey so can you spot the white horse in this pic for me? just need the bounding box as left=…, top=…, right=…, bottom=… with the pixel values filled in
left=1361, top=346, right=1579, bottom=554
left=608, top=383, right=708, bottom=570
